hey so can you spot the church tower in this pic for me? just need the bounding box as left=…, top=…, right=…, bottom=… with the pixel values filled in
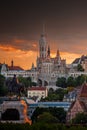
left=47, top=45, right=50, bottom=58
left=11, top=60, right=14, bottom=67
left=39, top=26, right=48, bottom=59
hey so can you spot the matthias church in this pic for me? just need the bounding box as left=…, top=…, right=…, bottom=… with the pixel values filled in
left=1, top=32, right=67, bottom=86
left=36, top=32, right=66, bottom=86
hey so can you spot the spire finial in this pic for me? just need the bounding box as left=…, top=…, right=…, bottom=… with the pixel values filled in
left=42, top=23, right=46, bottom=36
left=43, top=23, right=45, bottom=35
left=56, top=49, right=60, bottom=57
left=11, top=60, right=13, bottom=67
left=47, top=45, right=50, bottom=57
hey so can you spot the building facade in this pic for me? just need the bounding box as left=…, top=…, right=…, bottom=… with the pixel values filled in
left=1, top=61, right=38, bottom=83
left=27, top=86, right=48, bottom=100
left=37, top=33, right=66, bottom=86
left=66, top=82, right=87, bottom=122
left=1, top=33, right=67, bottom=86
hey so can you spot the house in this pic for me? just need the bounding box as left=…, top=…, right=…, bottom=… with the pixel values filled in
left=63, top=90, right=77, bottom=102
left=66, top=99, right=87, bottom=122
left=27, top=86, right=48, bottom=100
left=71, top=55, right=87, bottom=71
left=66, top=82, right=87, bottom=122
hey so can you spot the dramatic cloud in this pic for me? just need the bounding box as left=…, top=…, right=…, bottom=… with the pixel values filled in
left=0, top=38, right=38, bottom=52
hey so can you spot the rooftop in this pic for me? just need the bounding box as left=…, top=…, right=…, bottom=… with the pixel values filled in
left=8, top=66, right=24, bottom=71
left=28, top=86, right=47, bottom=91
left=79, top=82, right=87, bottom=98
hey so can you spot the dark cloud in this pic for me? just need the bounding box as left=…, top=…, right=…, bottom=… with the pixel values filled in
left=0, top=38, right=38, bottom=52
left=0, top=0, right=87, bottom=55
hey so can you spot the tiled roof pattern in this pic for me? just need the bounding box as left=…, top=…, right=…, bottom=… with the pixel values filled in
left=28, top=87, right=46, bottom=91
left=68, top=100, right=87, bottom=112
left=72, top=58, right=80, bottom=64
left=8, top=66, right=24, bottom=71
left=80, top=83, right=87, bottom=98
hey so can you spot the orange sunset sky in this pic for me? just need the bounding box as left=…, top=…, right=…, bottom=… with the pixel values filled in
left=0, top=37, right=86, bottom=70
left=0, top=0, right=87, bottom=69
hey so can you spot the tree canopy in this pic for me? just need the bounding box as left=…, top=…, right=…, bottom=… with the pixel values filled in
left=72, top=112, right=87, bottom=124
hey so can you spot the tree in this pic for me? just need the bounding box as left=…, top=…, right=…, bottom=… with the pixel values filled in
left=48, top=88, right=54, bottom=95
left=55, top=88, right=65, bottom=101
left=49, top=107, right=66, bottom=123
left=18, top=76, right=32, bottom=88
left=77, top=64, right=84, bottom=71
left=0, top=74, right=7, bottom=96
left=75, top=75, right=86, bottom=86
left=31, top=107, right=66, bottom=123
left=37, top=112, right=58, bottom=123
left=72, top=112, right=87, bottom=124
left=56, top=77, right=67, bottom=88
left=67, top=76, right=76, bottom=87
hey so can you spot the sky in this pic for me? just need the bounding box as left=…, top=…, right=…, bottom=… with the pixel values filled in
left=0, top=0, right=87, bottom=69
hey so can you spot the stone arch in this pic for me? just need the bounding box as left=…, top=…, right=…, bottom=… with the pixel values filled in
left=1, top=108, right=20, bottom=120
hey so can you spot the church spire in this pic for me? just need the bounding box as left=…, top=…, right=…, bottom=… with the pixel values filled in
left=47, top=45, right=50, bottom=57
left=42, top=23, right=45, bottom=36
left=56, top=49, right=60, bottom=57
left=31, top=62, right=34, bottom=69
left=11, top=60, right=14, bottom=67
left=39, top=24, right=48, bottom=59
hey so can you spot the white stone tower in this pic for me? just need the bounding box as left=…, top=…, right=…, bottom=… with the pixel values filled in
left=39, top=25, right=48, bottom=59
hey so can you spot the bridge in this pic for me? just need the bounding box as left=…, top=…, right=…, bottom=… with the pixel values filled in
left=26, top=100, right=71, bottom=118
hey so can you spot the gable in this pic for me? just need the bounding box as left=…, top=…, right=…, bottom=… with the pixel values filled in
left=70, top=100, right=86, bottom=113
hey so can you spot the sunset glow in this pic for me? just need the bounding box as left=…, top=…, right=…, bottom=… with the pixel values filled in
left=0, top=1, right=87, bottom=70
left=0, top=43, right=82, bottom=70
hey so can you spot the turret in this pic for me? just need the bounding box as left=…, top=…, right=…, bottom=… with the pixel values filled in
left=47, top=45, right=50, bottom=58
left=39, top=25, right=48, bottom=59
left=56, top=49, right=60, bottom=57
left=11, top=60, right=13, bottom=67
left=39, top=34, right=47, bottom=59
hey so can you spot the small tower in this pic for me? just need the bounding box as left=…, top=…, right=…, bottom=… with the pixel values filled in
left=56, top=49, right=61, bottom=64
left=39, top=25, right=48, bottom=59
left=31, top=63, right=34, bottom=69
left=56, top=49, right=60, bottom=57
left=47, top=45, right=50, bottom=58
left=11, top=60, right=14, bottom=67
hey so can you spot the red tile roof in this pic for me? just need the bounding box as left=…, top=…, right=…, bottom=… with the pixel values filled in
left=8, top=66, right=24, bottom=71
left=79, top=101, right=87, bottom=112
left=79, top=83, right=87, bottom=98
left=28, top=87, right=47, bottom=91
left=68, top=100, right=87, bottom=112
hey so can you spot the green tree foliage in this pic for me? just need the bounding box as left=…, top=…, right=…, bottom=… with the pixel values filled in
left=18, top=76, right=32, bottom=88
left=77, top=64, right=84, bottom=71
left=0, top=122, right=87, bottom=130
left=41, top=88, right=66, bottom=101
left=49, top=107, right=66, bottom=123
left=56, top=77, right=67, bottom=88
left=72, top=112, right=87, bottom=124
left=67, top=76, right=76, bottom=87
left=37, top=112, right=58, bottom=123
left=75, top=75, right=86, bottom=86
left=56, top=75, right=87, bottom=88
left=0, top=74, right=8, bottom=96
left=55, top=88, right=66, bottom=101
left=31, top=107, right=66, bottom=123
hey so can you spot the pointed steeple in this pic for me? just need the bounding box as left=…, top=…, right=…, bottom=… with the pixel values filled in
left=39, top=24, right=48, bottom=58
left=32, top=63, right=34, bottom=69
left=56, top=49, right=60, bottom=57
left=11, top=60, right=13, bottom=67
left=42, top=23, right=45, bottom=36
left=47, top=45, right=50, bottom=57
